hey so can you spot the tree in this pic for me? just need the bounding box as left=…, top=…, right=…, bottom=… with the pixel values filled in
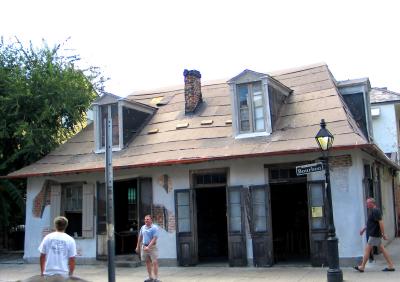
left=0, top=37, right=106, bottom=249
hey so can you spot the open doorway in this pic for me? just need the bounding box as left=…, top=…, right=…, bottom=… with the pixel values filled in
left=196, top=187, right=228, bottom=262
left=113, top=179, right=139, bottom=255
left=271, top=182, right=310, bottom=263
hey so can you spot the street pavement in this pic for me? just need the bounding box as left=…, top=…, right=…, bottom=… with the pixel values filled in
left=1, top=238, right=399, bottom=282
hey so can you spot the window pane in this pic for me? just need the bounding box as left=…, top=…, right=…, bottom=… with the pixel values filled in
left=252, top=82, right=262, bottom=95
left=177, top=191, right=191, bottom=233
left=229, top=190, right=241, bottom=204
left=229, top=190, right=242, bottom=232
left=111, top=104, right=119, bottom=146
left=254, top=107, right=264, bottom=119
left=240, top=108, right=249, bottom=120
left=62, top=184, right=82, bottom=212
left=100, top=104, right=119, bottom=147
left=254, top=204, right=266, bottom=217
left=62, top=183, right=83, bottom=237
left=178, top=205, right=190, bottom=219
left=252, top=189, right=267, bottom=232
left=252, top=189, right=265, bottom=204
left=230, top=203, right=241, bottom=217
left=177, top=192, right=189, bottom=205
left=241, top=121, right=250, bottom=131
left=254, top=216, right=267, bottom=232
left=255, top=118, right=265, bottom=131
left=178, top=219, right=191, bottom=233
left=237, top=84, right=249, bottom=107
left=230, top=216, right=241, bottom=232
left=253, top=95, right=263, bottom=107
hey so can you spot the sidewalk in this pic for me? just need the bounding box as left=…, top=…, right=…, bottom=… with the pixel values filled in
left=1, top=239, right=399, bottom=282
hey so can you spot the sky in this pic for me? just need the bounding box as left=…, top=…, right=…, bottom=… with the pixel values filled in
left=1, top=0, right=399, bottom=96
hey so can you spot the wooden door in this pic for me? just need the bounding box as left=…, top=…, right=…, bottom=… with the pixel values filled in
left=307, top=181, right=328, bottom=266
left=226, top=186, right=247, bottom=266
left=175, top=189, right=198, bottom=266
left=249, top=185, right=273, bottom=266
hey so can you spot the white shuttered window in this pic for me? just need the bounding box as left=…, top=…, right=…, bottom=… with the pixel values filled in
left=50, top=183, right=94, bottom=238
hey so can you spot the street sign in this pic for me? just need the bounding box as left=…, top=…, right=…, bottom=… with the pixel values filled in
left=296, top=162, right=324, bottom=176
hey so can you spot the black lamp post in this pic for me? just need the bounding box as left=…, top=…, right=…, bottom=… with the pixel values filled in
left=315, top=119, right=343, bottom=282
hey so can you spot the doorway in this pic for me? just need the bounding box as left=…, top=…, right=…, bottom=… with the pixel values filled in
left=113, top=179, right=139, bottom=255
left=196, top=187, right=228, bottom=262
left=270, top=182, right=310, bottom=263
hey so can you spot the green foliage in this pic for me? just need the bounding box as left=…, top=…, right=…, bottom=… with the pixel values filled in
left=0, top=37, right=106, bottom=236
left=0, top=179, right=24, bottom=228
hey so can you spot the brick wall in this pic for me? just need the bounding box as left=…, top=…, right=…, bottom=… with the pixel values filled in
left=330, top=155, right=352, bottom=167
left=32, top=183, right=51, bottom=218
left=152, top=205, right=175, bottom=233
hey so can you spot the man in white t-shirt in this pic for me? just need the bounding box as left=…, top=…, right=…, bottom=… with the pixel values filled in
left=38, top=216, right=77, bottom=278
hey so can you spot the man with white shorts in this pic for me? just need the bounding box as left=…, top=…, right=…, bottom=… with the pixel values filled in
left=136, top=215, right=160, bottom=282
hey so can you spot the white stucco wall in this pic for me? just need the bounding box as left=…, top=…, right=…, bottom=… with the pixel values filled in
left=379, top=166, right=396, bottom=238
left=371, top=104, right=398, bottom=153
left=24, top=175, right=99, bottom=262
left=330, top=152, right=366, bottom=259
left=24, top=149, right=396, bottom=264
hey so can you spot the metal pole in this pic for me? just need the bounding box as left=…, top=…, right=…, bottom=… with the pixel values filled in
left=105, top=105, right=116, bottom=282
left=324, top=154, right=343, bottom=282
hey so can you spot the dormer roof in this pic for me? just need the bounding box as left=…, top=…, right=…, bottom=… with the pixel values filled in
left=92, top=92, right=157, bottom=113
left=227, top=69, right=267, bottom=84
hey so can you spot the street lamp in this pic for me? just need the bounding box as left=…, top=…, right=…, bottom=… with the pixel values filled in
left=315, top=119, right=343, bottom=282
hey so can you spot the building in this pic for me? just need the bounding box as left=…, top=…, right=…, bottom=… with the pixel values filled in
left=369, top=87, right=400, bottom=235
left=7, top=63, right=398, bottom=267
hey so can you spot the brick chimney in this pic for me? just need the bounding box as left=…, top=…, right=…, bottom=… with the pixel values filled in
left=183, top=69, right=202, bottom=113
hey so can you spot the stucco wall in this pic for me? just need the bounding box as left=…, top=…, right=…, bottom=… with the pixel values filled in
left=371, top=104, right=398, bottom=153
left=330, top=152, right=365, bottom=259
left=24, top=175, right=99, bottom=262
left=379, top=166, right=396, bottom=238
left=24, top=150, right=396, bottom=264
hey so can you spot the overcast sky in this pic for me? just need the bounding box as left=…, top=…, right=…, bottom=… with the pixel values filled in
left=2, top=0, right=399, bottom=96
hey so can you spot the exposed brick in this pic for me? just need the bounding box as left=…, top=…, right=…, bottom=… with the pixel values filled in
left=152, top=204, right=175, bottom=233
left=330, top=155, right=352, bottom=167
left=184, top=69, right=202, bottom=113
left=32, top=181, right=52, bottom=218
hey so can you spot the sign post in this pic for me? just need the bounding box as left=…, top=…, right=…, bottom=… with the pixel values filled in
left=105, top=105, right=116, bottom=282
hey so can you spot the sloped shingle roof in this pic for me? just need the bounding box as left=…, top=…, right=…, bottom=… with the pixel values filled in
left=370, top=88, right=400, bottom=104
left=7, top=63, right=371, bottom=178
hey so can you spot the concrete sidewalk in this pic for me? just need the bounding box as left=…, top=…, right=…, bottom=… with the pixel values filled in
left=1, top=239, right=399, bottom=282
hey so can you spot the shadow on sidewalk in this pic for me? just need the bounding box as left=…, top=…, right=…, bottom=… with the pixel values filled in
left=17, top=275, right=89, bottom=282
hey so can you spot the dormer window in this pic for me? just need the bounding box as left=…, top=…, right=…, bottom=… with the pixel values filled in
left=100, top=104, right=119, bottom=148
left=92, top=93, right=157, bottom=153
left=237, top=81, right=265, bottom=133
left=228, top=69, right=291, bottom=138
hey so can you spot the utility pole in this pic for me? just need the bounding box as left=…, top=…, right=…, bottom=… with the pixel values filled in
left=105, top=105, right=115, bottom=282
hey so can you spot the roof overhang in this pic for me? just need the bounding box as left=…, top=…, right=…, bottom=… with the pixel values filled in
left=4, top=143, right=399, bottom=179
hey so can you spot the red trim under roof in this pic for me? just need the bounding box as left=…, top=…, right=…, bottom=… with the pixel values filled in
left=4, top=143, right=398, bottom=179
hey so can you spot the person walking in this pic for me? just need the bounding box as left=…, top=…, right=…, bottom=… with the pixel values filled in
left=136, top=215, right=160, bottom=282
left=354, top=198, right=395, bottom=272
left=38, top=216, right=77, bottom=278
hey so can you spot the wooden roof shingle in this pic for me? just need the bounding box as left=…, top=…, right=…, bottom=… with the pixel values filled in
left=7, top=63, right=374, bottom=178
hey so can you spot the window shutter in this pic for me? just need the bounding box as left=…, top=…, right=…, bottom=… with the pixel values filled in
left=50, top=185, right=62, bottom=230
left=82, top=184, right=94, bottom=238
